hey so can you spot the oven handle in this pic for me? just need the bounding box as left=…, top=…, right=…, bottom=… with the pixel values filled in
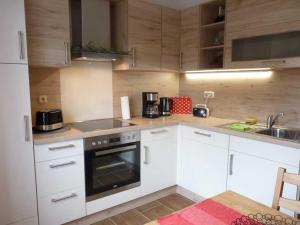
left=95, top=145, right=137, bottom=156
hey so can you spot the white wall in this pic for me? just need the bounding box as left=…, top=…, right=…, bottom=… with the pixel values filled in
left=60, top=61, right=113, bottom=123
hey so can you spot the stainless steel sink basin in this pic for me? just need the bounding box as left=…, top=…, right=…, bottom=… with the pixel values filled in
left=256, top=128, right=300, bottom=142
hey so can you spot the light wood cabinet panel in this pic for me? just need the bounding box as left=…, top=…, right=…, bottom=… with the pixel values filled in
left=180, top=6, right=200, bottom=71
left=162, top=7, right=181, bottom=71
left=112, top=0, right=162, bottom=71
left=225, top=0, right=300, bottom=69
left=128, top=0, right=162, bottom=70
left=25, top=0, right=71, bottom=67
left=0, top=0, right=28, bottom=64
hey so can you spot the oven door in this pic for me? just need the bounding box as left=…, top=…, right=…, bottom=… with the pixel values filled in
left=85, top=142, right=140, bottom=202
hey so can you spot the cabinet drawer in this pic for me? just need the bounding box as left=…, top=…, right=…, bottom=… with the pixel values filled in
left=141, top=126, right=177, bottom=141
left=36, top=155, right=85, bottom=198
left=181, top=126, right=229, bottom=148
left=34, top=139, right=83, bottom=162
left=38, top=187, right=86, bottom=225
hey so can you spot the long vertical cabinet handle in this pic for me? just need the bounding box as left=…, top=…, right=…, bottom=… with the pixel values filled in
left=131, top=47, right=136, bottom=68
left=296, top=161, right=300, bottom=219
left=67, top=41, right=71, bottom=64
left=143, top=146, right=149, bottom=165
left=18, top=31, right=25, bottom=60
left=64, top=41, right=68, bottom=65
left=229, top=154, right=234, bottom=175
left=24, top=115, right=31, bottom=142
left=179, top=51, right=183, bottom=69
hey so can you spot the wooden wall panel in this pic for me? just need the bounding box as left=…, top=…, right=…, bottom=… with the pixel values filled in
left=29, top=67, right=61, bottom=125
left=179, top=69, right=300, bottom=128
left=113, top=71, right=179, bottom=117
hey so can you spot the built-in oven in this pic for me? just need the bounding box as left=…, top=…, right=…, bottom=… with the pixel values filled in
left=84, top=131, right=140, bottom=202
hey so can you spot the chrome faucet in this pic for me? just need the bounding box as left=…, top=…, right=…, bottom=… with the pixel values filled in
left=267, top=112, right=284, bottom=129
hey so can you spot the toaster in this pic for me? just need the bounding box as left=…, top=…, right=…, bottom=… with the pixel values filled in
left=35, top=109, right=63, bottom=131
left=193, top=104, right=210, bottom=118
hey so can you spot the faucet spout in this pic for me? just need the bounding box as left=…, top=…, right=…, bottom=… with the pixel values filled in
left=267, top=112, right=284, bottom=129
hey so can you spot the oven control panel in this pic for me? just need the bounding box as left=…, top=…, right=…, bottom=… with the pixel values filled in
left=84, top=131, right=141, bottom=150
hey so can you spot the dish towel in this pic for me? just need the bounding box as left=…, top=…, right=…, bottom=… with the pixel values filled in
left=158, top=199, right=243, bottom=225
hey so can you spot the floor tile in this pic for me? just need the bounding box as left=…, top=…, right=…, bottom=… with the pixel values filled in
left=92, top=219, right=116, bottom=225
left=157, top=194, right=194, bottom=211
left=137, top=201, right=173, bottom=220
left=110, top=209, right=150, bottom=225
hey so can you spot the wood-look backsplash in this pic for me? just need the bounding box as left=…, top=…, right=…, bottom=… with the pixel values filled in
left=113, top=71, right=179, bottom=117
left=179, top=69, right=300, bottom=128
left=29, top=67, right=61, bottom=125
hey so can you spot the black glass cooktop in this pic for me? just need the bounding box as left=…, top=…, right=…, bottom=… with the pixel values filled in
left=70, top=119, right=135, bottom=132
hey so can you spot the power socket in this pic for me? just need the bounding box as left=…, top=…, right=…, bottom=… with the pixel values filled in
left=204, top=91, right=215, bottom=98
left=38, top=95, right=48, bottom=104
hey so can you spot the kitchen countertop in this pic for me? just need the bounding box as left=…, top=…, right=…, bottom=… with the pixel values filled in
left=33, top=114, right=300, bottom=149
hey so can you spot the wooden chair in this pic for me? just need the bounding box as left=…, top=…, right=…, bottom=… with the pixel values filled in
left=272, top=167, right=300, bottom=215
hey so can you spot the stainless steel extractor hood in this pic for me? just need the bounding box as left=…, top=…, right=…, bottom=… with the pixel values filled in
left=70, top=0, right=128, bottom=61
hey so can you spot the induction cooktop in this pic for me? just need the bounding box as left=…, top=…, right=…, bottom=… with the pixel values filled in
left=69, top=118, right=135, bottom=132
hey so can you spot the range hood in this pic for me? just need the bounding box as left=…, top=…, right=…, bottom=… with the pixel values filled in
left=70, top=0, right=128, bottom=62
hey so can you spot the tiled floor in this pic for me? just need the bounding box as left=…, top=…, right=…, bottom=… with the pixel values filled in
left=92, top=194, right=195, bottom=225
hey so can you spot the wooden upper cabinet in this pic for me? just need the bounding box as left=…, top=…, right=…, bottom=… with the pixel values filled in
left=25, top=0, right=71, bottom=68
left=180, top=6, right=200, bottom=71
left=112, top=0, right=162, bottom=71
left=161, top=8, right=181, bottom=71
left=225, top=0, right=300, bottom=69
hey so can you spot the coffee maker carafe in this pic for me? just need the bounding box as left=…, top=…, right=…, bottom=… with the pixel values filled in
left=142, top=92, right=160, bottom=118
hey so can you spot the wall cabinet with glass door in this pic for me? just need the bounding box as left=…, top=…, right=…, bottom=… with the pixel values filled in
left=225, top=0, right=300, bottom=69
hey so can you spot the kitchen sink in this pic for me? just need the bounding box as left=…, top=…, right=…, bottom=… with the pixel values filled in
left=255, top=128, right=300, bottom=142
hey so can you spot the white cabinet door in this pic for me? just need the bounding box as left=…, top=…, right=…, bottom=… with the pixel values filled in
left=0, top=64, right=37, bottom=225
left=227, top=151, right=298, bottom=216
left=141, top=138, right=177, bottom=195
left=179, top=138, right=228, bottom=198
left=0, top=0, right=27, bottom=64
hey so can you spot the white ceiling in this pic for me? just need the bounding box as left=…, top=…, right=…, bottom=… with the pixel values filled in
left=142, top=0, right=210, bottom=10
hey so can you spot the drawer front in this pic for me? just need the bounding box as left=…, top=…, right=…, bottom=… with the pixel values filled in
left=36, top=155, right=85, bottom=198
left=230, top=136, right=300, bottom=167
left=34, top=139, right=83, bottom=162
left=38, top=188, right=86, bottom=225
left=141, top=126, right=177, bottom=141
left=181, top=126, right=229, bottom=148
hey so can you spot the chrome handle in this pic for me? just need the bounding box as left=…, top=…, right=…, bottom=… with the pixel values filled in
left=51, top=193, right=77, bottom=203
left=24, top=115, right=31, bottom=142
left=179, top=51, right=183, bottom=69
left=49, top=144, right=75, bottom=151
left=150, top=130, right=168, bottom=135
left=296, top=161, right=300, bottom=219
left=95, top=145, right=137, bottom=156
left=194, top=131, right=211, bottom=137
left=144, top=146, right=149, bottom=165
left=131, top=47, right=136, bottom=68
left=229, top=154, right=234, bottom=175
left=66, top=41, right=71, bottom=64
left=261, top=59, right=286, bottom=64
left=18, top=31, right=25, bottom=60
left=64, top=41, right=68, bottom=64
left=49, top=161, right=76, bottom=169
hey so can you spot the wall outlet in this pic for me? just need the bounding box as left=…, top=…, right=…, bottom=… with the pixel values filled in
left=204, top=91, right=215, bottom=98
left=38, top=95, right=48, bottom=104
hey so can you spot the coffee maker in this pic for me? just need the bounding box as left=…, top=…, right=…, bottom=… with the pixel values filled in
left=142, top=92, right=160, bottom=118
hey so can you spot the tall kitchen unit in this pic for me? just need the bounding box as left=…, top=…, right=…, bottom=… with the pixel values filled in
left=0, top=1, right=38, bottom=225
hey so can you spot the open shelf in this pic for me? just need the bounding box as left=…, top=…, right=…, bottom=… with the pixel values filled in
left=199, top=0, right=225, bottom=69
left=200, top=21, right=225, bottom=30
left=201, top=45, right=224, bottom=50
